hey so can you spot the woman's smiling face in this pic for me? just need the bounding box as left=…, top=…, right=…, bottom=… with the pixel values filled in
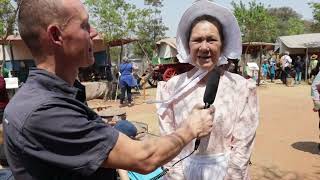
left=189, top=20, right=223, bottom=71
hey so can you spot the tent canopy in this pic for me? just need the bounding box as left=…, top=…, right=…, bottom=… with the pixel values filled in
left=242, top=42, right=275, bottom=54
left=156, top=38, right=177, bottom=59
left=275, top=33, right=320, bottom=54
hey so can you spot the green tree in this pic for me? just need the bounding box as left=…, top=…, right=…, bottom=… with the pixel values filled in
left=268, top=7, right=306, bottom=36
left=144, top=0, right=162, bottom=7
left=232, top=0, right=278, bottom=85
left=232, top=0, right=277, bottom=42
left=309, top=2, right=320, bottom=32
left=0, top=0, right=17, bottom=40
left=0, top=0, right=20, bottom=68
left=85, top=0, right=145, bottom=63
left=133, top=0, right=168, bottom=59
left=287, top=17, right=305, bottom=35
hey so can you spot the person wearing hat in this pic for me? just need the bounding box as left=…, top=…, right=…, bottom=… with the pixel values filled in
left=156, top=1, right=259, bottom=179
left=309, top=54, right=319, bottom=82
left=119, top=56, right=136, bottom=106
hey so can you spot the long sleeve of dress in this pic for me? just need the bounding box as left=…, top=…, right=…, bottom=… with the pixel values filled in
left=311, top=72, right=320, bottom=101
left=156, top=81, right=185, bottom=180
left=224, top=80, right=259, bottom=180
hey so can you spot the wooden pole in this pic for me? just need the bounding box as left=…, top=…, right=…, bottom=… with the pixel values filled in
left=114, top=75, right=120, bottom=102
left=257, top=44, right=263, bottom=86
left=142, top=78, right=146, bottom=100
left=305, top=48, right=309, bottom=82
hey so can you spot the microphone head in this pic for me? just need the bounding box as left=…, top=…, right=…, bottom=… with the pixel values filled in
left=203, top=67, right=221, bottom=106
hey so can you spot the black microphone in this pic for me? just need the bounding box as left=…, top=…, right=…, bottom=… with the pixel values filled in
left=194, top=67, right=221, bottom=150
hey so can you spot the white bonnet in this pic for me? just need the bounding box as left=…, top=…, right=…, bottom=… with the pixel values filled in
left=176, top=0, right=242, bottom=65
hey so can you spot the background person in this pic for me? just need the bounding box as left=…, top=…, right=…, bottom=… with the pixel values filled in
left=294, top=56, right=303, bottom=85
left=280, top=51, right=292, bottom=85
left=269, top=60, right=276, bottom=83
left=156, top=1, right=259, bottom=179
left=261, top=60, right=269, bottom=83
left=311, top=71, right=320, bottom=151
left=119, top=57, right=136, bottom=105
left=309, top=54, right=318, bottom=82
left=0, top=65, right=12, bottom=179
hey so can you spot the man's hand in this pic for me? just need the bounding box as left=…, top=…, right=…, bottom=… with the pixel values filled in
left=105, top=103, right=215, bottom=173
left=184, top=103, right=215, bottom=138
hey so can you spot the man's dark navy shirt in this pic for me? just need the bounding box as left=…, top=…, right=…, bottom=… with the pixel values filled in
left=3, top=68, right=119, bottom=180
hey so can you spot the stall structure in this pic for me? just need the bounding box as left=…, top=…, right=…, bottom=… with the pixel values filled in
left=0, top=34, right=137, bottom=100
left=0, top=34, right=137, bottom=81
left=275, top=33, right=320, bottom=80
left=147, top=38, right=193, bottom=87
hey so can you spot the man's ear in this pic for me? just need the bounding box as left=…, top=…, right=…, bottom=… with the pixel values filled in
left=47, top=24, right=63, bottom=46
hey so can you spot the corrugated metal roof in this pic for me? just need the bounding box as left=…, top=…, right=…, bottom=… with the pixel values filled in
left=278, top=33, right=320, bottom=48
left=242, top=42, right=275, bottom=46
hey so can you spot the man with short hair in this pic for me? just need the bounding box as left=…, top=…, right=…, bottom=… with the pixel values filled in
left=3, top=0, right=215, bottom=180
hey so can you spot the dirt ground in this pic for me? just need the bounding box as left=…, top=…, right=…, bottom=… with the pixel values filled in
left=88, top=81, right=320, bottom=180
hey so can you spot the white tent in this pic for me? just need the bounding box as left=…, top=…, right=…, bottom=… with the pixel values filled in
left=156, top=38, right=177, bottom=59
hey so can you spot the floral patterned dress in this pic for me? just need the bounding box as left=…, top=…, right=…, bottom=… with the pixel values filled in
left=156, top=70, right=259, bottom=180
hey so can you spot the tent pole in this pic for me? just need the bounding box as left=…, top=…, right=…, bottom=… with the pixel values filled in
left=305, top=48, right=308, bottom=82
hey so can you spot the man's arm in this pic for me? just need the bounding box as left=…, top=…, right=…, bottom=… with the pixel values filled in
left=103, top=104, right=214, bottom=174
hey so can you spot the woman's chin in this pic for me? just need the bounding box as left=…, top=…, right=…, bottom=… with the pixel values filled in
left=197, top=63, right=216, bottom=71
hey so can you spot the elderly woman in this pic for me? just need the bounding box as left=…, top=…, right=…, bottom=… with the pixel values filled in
left=156, top=1, right=259, bottom=180
left=311, top=71, right=320, bottom=151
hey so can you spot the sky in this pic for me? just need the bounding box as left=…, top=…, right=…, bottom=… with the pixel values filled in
left=127, top=0, right=320, bottom=37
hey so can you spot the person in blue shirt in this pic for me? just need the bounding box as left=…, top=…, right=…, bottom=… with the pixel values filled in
left=261, top=60, right=269, bottom=82
left=269, top=59, right=276, bottom=83
left=119, top=57, right=136, bottom=105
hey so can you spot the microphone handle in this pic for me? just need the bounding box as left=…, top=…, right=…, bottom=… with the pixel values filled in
left=194, top=102, right=211, bottom=151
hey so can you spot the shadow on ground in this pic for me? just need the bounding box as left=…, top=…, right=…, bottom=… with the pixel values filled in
left=251, top=164, right=319, bottom=180
left=291, top=141, right=319, bottom=155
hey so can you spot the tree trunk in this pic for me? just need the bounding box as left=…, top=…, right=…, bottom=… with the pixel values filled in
left=1, top=42, right=6, bottom=67
left=257, top=45, right=263, bottom=86
left=9, top=43, right=15, bottom=71
left=120, top=43, right=124, bottom=64
left=305, top=48, right=308, bottom=82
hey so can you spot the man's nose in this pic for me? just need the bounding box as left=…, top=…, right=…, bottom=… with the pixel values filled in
left=90, top=27, right=98, bottom=39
